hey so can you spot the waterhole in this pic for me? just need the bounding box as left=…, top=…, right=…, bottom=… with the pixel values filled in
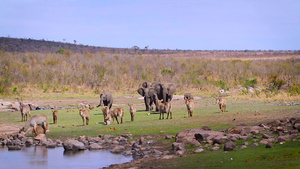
left=0, top=146, right=132, bottom=168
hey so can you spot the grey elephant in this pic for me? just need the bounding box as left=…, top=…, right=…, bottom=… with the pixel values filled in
left=142, top=81, right=157, bottom=88
left=154, top=83, right=177, bottom=103
left=184, top=93, right=194, bottom=100
left=137, top=87, right=159, bottom=111
left=96, top=93, right=113, bottom=109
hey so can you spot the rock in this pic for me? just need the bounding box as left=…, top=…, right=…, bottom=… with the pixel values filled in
left=176, top=128, right=225, bottom=146
left=213, top=135, right=229, bottom=144
left=161, top=155, right=176, bottom=159
left=252, top=143, right=259, bottom=147
left=259, top=139, right=270, bottom=145
left=228, top=126, right=263, bottom=135
left=123, top=150, right=132, bottom=156
left=277, top=135, right=296, bottom=142
left=25, top=138, right=33, bottom=147
left=176, top=150, right=185, bottom=155
left=165, top=135, right=175, bottom=139
left=46, top=143, right=57, bottom=148
left=266, top=143, right=274, bottom=148
left=63, top=139, right=86, bottom=151
left=262, top=134, right=271, bottom=139
left=226, top=134, right=241, bottom=141
left=201, top=126, right=212, bottom=131
left=268, top=120, right=281, bottom=127
left=224, top=141, right=237, bottom=151
left=194, top=148, right=204, bottom=153
left=132, top=142, right=141, bottom=151
left=240, top=145, right=247, bottom=149
left=211, top=146, right=220, bottom=151
left=121, top=134, right=132, bottom=139
left=139, top=137, right=145, bottom=145
left=172, top=142, right=185, bottom=151
left=89, top=143, right=102, bottom=150
left=8, top=145, right=22, bottom=150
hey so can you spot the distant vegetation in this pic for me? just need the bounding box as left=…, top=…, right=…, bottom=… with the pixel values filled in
left=0, top=37, right=299, bottom=98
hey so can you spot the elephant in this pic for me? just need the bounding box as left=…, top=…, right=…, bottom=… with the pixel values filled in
left=184, top=93, right=194, bottom=100
left=154, top=83, right=177, bottom=103
left=137, top=87, right=159, bottom=111
left=97, top=93, right=113, bottom=109
left=142, top=81, right=157, bottom=88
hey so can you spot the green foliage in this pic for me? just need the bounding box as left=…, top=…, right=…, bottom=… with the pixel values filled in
left=55, top=48, right=65, bottom=54
left=288, top=84, right=300, bottom=95
left=62, top=86, right=69, bottom=92
left=12, top=86, right=18, bottom=93
left=268, top=75, right=285, bottom=92
left=244, top=78, right=257, bottom=88
left=215, top=80, right=228, bottom=90
left=161, top=68, right=174, bottom=74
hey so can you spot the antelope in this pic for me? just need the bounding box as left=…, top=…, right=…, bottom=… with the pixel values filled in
left=79, top=109, right=90, bottom=125
left=18, top=100, right=31, bottom=121
left=128, top=104, right=136, bottom=121
left=102, top=106, right=110, bottom=124
left=216, top=96, right=227, bottom=112
left=185, top=99, right=194, bottom=117
left=52, top=110, right=58, bottom=124
left=158, top=101, right=172, bottom=120
left=105, top=107, right=124, bottom=124
left=19, top=114, right=48, bottom=136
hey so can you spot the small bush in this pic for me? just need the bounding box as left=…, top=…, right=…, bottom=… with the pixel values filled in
left=289, top=84, right=300, bottom=96
left=55, top=48, right=65, bottom=54
left=244, top=78, right=257, bottom=88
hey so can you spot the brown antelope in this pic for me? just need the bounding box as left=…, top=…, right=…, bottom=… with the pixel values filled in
left=158, top=101, right=172, bottom=120
left=19, top=114, right=48, bottom=136
left=79, top=109, right=90, bottom=125
left=105, top=107, right=124, bottom=124
left=102, top=106, right=110, bottom=123
left=185, top=99, right=194, bottom=117
left=52, top=110, right=58, bottom=124
left=18, top=100, right=31, bottom=121
left=128, top=104, right=136, bottom=121
left=216, top=96, right=227, bottom=112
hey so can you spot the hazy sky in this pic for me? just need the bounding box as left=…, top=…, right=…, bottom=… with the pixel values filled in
left=1, top=0, right=299, bottom=50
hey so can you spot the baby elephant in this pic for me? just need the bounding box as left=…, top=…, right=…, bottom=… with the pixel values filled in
left=216, top=96, right=227, bottom=112
left=79, top=109, right=90, bottom=125
left=52, top=110, right=58, bottom=124
left=128, top=104, right=136, bottom=121
left=185, top=99, right=194, bottom=117
left=106, top=108, right=124, bottom=124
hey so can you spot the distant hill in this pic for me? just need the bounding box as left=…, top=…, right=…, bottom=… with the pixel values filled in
left=0, top=37, right=299, bottom=58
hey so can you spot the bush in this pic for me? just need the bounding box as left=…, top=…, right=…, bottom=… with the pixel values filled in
left=289, top=84, right=300, bottom=96
left=244, top=78, right=257, bottom=88
left=55, top=48, right=65, bottom=54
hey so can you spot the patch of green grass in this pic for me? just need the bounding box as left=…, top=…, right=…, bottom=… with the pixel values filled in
left=147, top=141, right=300, bottom=169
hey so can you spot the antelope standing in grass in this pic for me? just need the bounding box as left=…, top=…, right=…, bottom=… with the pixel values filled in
left=79, top=109, right=90, bottom=125
left=128, top=104, right=136, bottom=121
left=102, top=106, right=110, bottom=124
left=185, top=99, right=194, bottom=117
left=18, top=99, right=31, bottom=121
left=158, top=101, right=172, bottom=120
left=216, top=96, right=227, bottom=112
left=52, top=110, right=58, bottom=124
left=105, top=107, right=124, bottom=124
left=19, top=114, right=48, bottom=136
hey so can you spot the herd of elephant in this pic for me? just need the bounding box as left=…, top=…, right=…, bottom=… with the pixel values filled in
left=97, top=81, right=227, bottom=124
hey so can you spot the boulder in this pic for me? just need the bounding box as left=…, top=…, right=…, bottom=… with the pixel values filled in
left=277, top=135, right=296, bottom=142
left=89, top=143, right=102, bottom=150
left=224, top=141, right=237, bottom=151
left=213, top=135, right=229, bottom=144
left=111, top=145, right=125, bottom=154
left=266, top=143, right=274, bottom=148
left=63, top=139, right=86, bottom=151
left=176, top=128, right=225, bottom=146
left=8, top=145, right=22, bottom=150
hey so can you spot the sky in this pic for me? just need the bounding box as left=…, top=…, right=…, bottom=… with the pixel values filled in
left=1, top=0, right=299, bottom=50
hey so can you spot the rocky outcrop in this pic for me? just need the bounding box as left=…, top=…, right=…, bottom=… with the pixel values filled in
left=63, top=139, right=86, bottom=151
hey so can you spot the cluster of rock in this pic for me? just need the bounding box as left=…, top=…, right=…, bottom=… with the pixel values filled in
left=172, top=117, right=300, bottom=155
left=0, top=132, right=172, bottom=160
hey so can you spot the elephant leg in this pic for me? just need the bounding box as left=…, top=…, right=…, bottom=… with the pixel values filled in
left=144, top=97, right=149, bottom=111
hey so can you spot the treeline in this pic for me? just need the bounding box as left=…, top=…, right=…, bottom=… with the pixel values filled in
left=0, top=51, right=299, bottom=96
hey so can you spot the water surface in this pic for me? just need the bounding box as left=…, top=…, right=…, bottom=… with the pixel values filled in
left=0, top=146, right=132, bottom=169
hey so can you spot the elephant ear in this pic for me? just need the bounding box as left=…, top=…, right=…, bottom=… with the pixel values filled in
left=137, top=88, right=145, bottom=96
left=148, top=88, right=156, bottom=96
left=142, top=82, right=148, bottom=88
left=154, top=83, right=162, bottom=93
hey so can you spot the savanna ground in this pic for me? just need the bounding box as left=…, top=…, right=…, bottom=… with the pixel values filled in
left=0, top=91, right=299, bottom=168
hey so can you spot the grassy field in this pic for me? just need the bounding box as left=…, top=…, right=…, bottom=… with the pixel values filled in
left=0, top=93, right=299, bottom=168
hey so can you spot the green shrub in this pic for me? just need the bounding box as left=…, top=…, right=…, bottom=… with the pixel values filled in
left=55, top=48, right=65, bottom=54
left=244, top=78, right=257, bottom=88
left=289, top=84, right=300, bottom=95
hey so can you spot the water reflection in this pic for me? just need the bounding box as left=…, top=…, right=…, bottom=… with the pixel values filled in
left=0, top=146, right=132, bottom=169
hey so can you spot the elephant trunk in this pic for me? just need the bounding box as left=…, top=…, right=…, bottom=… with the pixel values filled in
left=97, top=96, right=104, bottom=107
